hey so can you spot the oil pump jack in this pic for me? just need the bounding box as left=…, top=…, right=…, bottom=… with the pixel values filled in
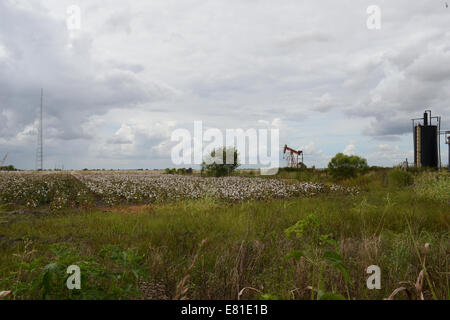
left=283, top=145, right=306, bottom=168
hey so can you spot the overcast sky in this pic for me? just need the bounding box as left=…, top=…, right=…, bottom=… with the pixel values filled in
left=1, top=0, right=450, bottom=169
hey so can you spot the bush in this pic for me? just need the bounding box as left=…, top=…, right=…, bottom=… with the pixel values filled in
left=388, top=169, right=414, bottom=188
left=0, top=165, right=17, bottom=171
left=165, top=168, right=193, bottom=175
left=202, top=147, right=240, bottom=177
left=328, top=153, right=369, bottom=180
left=165, top=168, right=177, bottom=174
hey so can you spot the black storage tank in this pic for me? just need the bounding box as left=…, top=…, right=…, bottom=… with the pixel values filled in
left=413, top=111, right=439, bottom=169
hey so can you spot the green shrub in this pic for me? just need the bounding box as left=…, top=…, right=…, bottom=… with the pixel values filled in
left=202, top=147, right=240, bottom=177
left=328, top=153, right=369, bottom=180
left=388, top=169, right=414, bottom=188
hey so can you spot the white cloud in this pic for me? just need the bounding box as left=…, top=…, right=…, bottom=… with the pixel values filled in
left=343, top=144, right=356, bottom=156
left=0, top=43, right=8, bottom=60
left=367, top=144, right=413, bottom=167
left=312, top=93, right=340, bottom=113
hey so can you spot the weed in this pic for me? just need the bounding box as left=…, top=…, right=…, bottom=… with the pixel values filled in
left=284, top=215, right=351, bottom=300
left=388, top=169, right=414, bottom=188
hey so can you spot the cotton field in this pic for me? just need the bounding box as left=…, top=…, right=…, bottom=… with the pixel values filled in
left=0, top=171, right=358, bottom=209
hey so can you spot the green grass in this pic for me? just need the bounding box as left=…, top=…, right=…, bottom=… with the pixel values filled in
left=0, top=170, right=448, bottom=300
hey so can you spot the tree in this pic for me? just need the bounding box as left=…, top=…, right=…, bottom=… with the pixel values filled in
left=328, top=153, right=369, bottom=180
left=202, top=147, right=240, bottom=177
left=0, top=165, right=17, bottom=171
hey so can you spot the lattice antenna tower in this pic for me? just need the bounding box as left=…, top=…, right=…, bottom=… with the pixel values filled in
left=36, top=88, right=43, bottom=171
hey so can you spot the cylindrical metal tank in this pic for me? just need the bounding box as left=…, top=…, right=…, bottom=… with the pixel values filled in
left=413, top=112, right=439, bottom=169
left=420, top=125, right=438, bottom=167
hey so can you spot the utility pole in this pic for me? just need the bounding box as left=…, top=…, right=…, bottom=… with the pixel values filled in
left=36, top=88, right=43, bottom=171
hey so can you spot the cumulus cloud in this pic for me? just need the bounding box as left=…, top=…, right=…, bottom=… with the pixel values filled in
left=343, top=144, right=356, bottom=156
left=298, top=142, right=328, bottom=168
left=312, top=93, right=340, bottom=113
left=367, top=144, right=413, bottom=167
left=350, top=40, right=450, bottom=137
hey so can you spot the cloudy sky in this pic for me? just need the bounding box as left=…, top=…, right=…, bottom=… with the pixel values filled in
left=1, top=0, right=450, bottom=169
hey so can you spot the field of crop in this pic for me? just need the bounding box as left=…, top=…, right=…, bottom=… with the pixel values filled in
left=0, top=169, right=448, bottom=300
left=0, top=171, right=356, bottom=208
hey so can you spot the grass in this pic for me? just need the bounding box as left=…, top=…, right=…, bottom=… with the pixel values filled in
left=0, top=170, right=448, bottom=300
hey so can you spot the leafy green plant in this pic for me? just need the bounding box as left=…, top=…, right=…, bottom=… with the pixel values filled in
left=4, top=242, right=147, bottom=300
left=285, top=214, right=320, bottom=240
left=285, top=215, right=351, bottom=300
